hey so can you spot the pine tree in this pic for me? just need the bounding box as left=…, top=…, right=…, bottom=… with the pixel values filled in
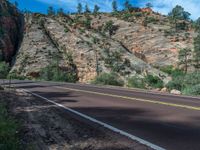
left=168, top=5, right=191, bottom=30
left=146, top=2, right=153, bottom=8
left=85, top=4, right=91, bottom=13
left=112, top=0, right=118, bottom=12
left=93, top=5, right=100, bottom=15
left=77, top=3, right=82, bottom=14
left=178, top=48, right=192, bottom=73
left=47, top=6, right=55, bottom=16
left=57, top=8, right=64, bottom=16
left=124, top=0, right=132, bottom=12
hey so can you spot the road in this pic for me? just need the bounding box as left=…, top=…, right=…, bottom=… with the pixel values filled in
left=1, top=80, right=200, bottom=150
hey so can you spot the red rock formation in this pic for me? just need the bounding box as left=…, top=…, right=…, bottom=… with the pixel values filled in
left=0, top=0, right=24, bottom=63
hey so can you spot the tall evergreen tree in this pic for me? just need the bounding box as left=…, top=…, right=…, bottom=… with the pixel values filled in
left=146, top=2, right=153, bottom=8
left=178, top=48, right=192, bottom=73
left=93, top=5, right=100, bottom=15
left=47, top=6, right=55, bottom=16
left=168, top=5, right=191, bottom=30
left=168, top=5, right=191, bottom=21
left=57, top=8, right=64, bottom=16
left=77, top=3, right=82, bottom=14
left=124, top=0, right=132, bottom=12
left=112, top=0, right=118, bottom=12
left=85, top=4, right=91, bottom=13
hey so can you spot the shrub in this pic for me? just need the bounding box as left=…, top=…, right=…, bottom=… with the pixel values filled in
left=184, top=71, right=200, bottom=86
left=0, top=62, right=10, bottom=79
left=92, top=73, right=124, bottom=86
left=160, top=66, right=184, bottom=77
left=182, top=84, right=200, bottom=96
left=166, top=76, right=185, bottom=91
left=128, top=76, right=145, bottom=89
left=40, top=63, right=77, bottom=83
left=8, top=73, right=26, bottom=80
left=134, top=12, right=143, bottom=18
left=145, top=75, right=164, bottom=88
left=64, top=28, right=69, bottom=33
left=122, top=13, right=133, bottom=21
left=0, top=102, right=20, bottom=150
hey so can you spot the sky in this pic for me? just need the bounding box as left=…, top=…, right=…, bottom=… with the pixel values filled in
left=9, top=0, right=200, bottom=20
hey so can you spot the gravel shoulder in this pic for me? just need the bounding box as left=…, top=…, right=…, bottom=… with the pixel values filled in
left=1, top=89, right=151, bottom=150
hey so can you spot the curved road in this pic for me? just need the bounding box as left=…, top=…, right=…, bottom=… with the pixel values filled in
left=1, top=80, right=200, bottom=150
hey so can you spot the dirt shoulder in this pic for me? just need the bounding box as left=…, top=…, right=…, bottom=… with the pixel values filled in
left=1, top=89, right=152, bottom=150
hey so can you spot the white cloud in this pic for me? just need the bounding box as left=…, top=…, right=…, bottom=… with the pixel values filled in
left=150, top=0, right=200, bottom=20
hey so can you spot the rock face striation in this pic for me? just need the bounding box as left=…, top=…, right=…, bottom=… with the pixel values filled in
left=0, top=0, right=195, bottom=83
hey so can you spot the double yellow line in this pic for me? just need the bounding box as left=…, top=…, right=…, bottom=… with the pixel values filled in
left=55, top=86, right=200, bottom=111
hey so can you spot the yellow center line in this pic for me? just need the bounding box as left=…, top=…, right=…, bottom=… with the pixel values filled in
left=55, top=86, right=200, bottom=111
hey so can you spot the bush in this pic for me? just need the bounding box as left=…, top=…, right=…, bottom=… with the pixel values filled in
left=128, top=76, right=145, bottom=89
left=133, top=12, right=143, bottom=18
left=166, top=76, right=185, bottom=91
left=160, top=66, right=184, bottom=77
left=182, top=84, right=200, bottom=96
left=0, top=102, right=20, bottom=150
left=184, top=71, right=200, bottom=86
left=0, top=62, right=10, bottom=79
left=92, top=73, right=124, bottom=86
left=122, top=13, right=133, bottom=21
left=40, top=63, right=77, bottom=83
left=145, top=75, right=164, bottom=88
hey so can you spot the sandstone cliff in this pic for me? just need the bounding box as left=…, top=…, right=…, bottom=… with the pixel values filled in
left=1, top=0, right=196, bottom=84
left=0, top=0, right=23, bottom=63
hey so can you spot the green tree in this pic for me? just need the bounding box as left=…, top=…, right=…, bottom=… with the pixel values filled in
left=85, top=4, right=91, bottom=13
left=57, top=8, right=64, bottom=16
left=194, top=31, right=200, bottom=69
left=47, top=6, right=55, bottom=16
left=77, top=3, right=82, bottom=14
left=178, top=48, right=192, bottom=73
left=146, top=2, right=153, bottom=8
left=124, top=0, right=132, bottom=12
left=169, top=5, right=191, bottom=21
left=112, top=0, right=118, bottom=12
left=194, top=17, right=200, bottom=31
left=93, top=5, right=100, bottom=15
left=168, top=5, right=191, bottom=30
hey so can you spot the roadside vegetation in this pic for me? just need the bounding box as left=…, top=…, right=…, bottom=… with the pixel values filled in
left=0, top=90, right=21, bottom=150
left=39, top=62, right=78, bottom=83
left=92, top=73, right=124, bottom=86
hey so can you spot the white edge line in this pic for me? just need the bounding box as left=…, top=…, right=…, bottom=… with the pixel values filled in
left=22, top=88, right=165, bottom=150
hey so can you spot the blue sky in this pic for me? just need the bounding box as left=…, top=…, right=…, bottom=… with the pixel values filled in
left=9, top=0, right=200, bottom=20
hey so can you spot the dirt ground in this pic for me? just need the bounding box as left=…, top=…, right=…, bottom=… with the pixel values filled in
left=0, top=90, right=151, bottom=150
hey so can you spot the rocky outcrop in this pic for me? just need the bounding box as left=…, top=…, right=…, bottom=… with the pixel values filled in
left=0, top=0, right=24, bottom=63
left=9, top=9, right=196, bottom=84
left=11, top=14, right=169, bottom=83
left=90, top=13, right=194, bottom=67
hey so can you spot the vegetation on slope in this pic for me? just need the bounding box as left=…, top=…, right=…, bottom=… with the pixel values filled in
left=0, top=90, right=20, bottom=150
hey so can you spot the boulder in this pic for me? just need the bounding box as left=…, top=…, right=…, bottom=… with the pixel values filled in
left=161, top=87, right=168, bottom=93
left=170, top=89, right=181, bottom=95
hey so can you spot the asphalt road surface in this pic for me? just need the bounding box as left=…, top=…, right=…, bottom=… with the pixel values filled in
left=1, top=80, right=200, bottom=150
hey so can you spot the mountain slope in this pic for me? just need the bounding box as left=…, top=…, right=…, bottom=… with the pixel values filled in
left=11, top=13, right=171, bottom=83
